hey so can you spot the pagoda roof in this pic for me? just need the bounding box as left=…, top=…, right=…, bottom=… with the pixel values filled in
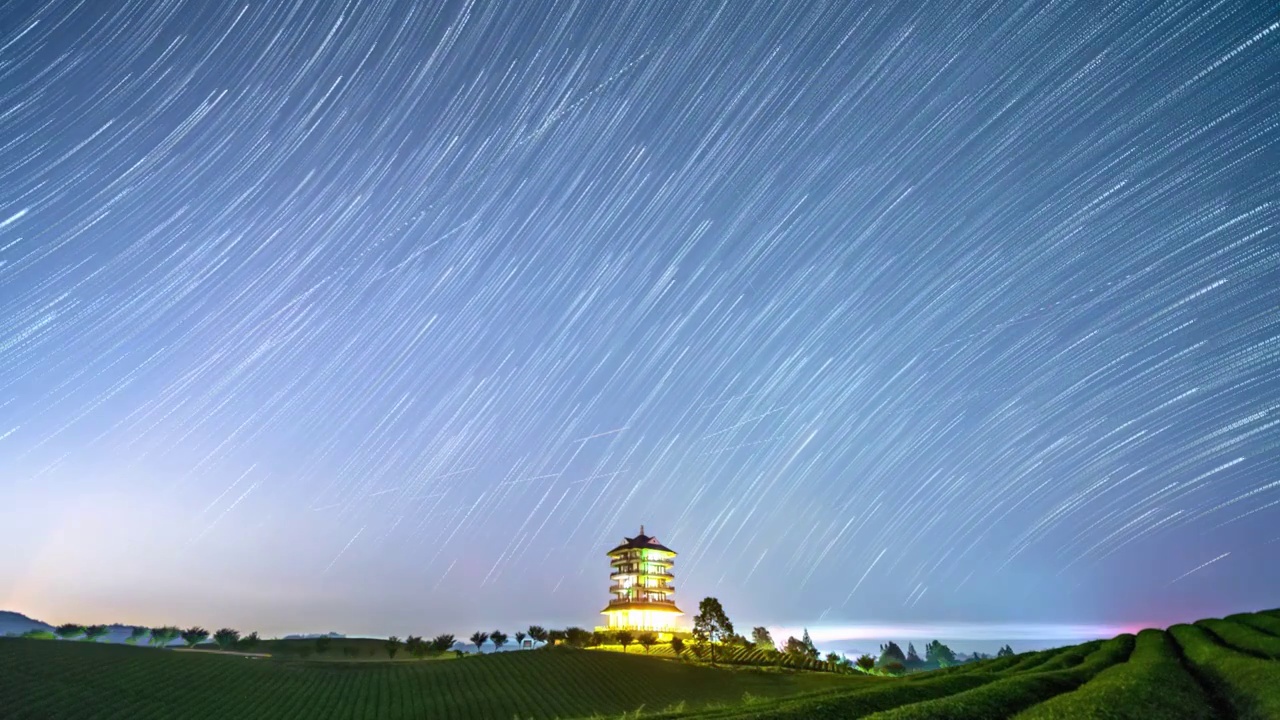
left=607, top=526, right=675, bottom=555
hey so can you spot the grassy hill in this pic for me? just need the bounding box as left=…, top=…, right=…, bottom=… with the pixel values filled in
left=3, top=608, right=1278, bottom=719
left=0, top=639, right=860, bottom=719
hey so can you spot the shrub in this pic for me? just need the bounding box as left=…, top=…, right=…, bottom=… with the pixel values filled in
left=1011, top=629, right=1215, bottom=720
left=1197, top=619, right=1280, bottom=659
left=1170, top=623, right=1280, bottom=719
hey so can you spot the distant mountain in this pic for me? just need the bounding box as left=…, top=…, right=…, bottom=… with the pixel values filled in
left=0, top=611, right=55, bottom=637
left=282, top=632, right=346, bottom=640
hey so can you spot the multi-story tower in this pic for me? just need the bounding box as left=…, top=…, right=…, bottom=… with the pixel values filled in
left=600, top=526, right=683, bottom=634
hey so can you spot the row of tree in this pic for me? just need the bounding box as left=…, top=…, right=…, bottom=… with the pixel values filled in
left=39, top=598, right=1012, bottom=673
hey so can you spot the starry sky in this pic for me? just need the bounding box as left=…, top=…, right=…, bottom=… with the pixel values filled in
left=1, top=0, right=1278, bottom=645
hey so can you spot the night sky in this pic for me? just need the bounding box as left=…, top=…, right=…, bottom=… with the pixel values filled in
left=2, top=0, right=1278, bottom=648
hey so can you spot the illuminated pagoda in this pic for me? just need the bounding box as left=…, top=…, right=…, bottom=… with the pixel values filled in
left=600, top=525, right=683, bottom=635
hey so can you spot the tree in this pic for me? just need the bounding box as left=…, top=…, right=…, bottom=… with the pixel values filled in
left=906, top=642, right=922, bottom=667
left=239, top=632, right=260, bottom=651
left=150, top=626, right=180, bottom=648
left=527, top=625, right=547, bottom=647
left=800, top=628, right=819, bottom=660
left=783, top=636, right=808, bottom=658
left=615, top=630, right=634, bottom=653
left=315, top=636, right=332, bottom=655
left=491, top=631, right=509, bottom=651
left=126, top=627, right=150, bottom=645
left=514, top=631, right=527, bottom=649
left=405, top=635, right=424, bottom=658
left=83, top=625, right=110, bottom=642
left=588, top=630, right=606, bottom=648
left=385, top=636, right=402, bottom=659
left=826, top=651, right=841, bottom=665
left=997, top=644, right=1015, bottom=658
left=670, top=637, right=685, bottom=656
left=884, top=660, right=906, bottom=675
left=430, top=634, right=456, bottom=654
left=855, top=654, right=876, bottom=671
left=565, top=626, right=590, bottom=648
left=181, top=627, right=209, bottom=648
left=925, top=640, right=956, bottom=667
left=751, top=626, right=775, bottom=652
left=470, top=631, right=489, bottom=653
left=54, top=624, right=85, bottom=641
left=547, top=629, right=566, bottom=646
left=878, top=641, right=906, bottom=667
left=637, top=632, right=656, bottom=653
left=692, top=597, right=734, bottom=665
left=213, top=628, right=240, bottom=650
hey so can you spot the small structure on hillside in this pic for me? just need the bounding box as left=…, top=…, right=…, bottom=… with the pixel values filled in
left=600, top=525, right=683, bottom=636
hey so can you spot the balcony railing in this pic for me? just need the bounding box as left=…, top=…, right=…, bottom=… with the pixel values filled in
left=610, top=569, right=674, bottom=581
left=611, top=557, right=673, bottom=568
left=610, top=583, right=674, bottom=595
left=605, top=597, right=679, bottom=608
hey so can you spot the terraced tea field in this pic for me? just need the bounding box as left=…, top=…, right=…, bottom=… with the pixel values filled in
left=3, top=608, right=1278, bottom=718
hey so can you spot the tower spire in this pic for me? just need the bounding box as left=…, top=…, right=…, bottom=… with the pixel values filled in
left=640, top=524, right=645, bottom=536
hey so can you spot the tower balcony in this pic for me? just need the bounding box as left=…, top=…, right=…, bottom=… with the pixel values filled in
left=611, top=557, right=673, bottom=569
left=604, top=597, right=681, bottom=609
left=610, top=569, right=673, bottom=581
left=610, top=583, right=674, bottom=595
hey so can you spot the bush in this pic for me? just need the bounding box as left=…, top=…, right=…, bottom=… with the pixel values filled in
left=1227, top=612, right=1280, bottom=638
left=1011, top=629, right=1215, bottom=719
left=1169, top=623, right=1280, bottom=719
left=1197, top=619, right=1280, bottom=659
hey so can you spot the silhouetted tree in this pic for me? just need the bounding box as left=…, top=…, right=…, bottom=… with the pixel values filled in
left=925, top=640, right=956, bottom=667
left=430, top=634, right=456, bottom=653
left=405, top=635, right=424, bottom=658
left=905, top=642, right=922, bottom=667
left=565, top=626, right=590, bottom=648
left=150, top=626, right=180, bottom=648
left=54, top=624, right=85, bottom=641
left=514, top=631, right=527, bottom=649
left=491, top=631, right=509, bottom=651
left=213, top=628, right=240, bottom=650
left=470, top=631, right=489, bottom=653
left=670, top=637, right=685, bottom=656
left=239, top=632, right=260, bottom=651
left=547, top=629, right=567, bottom=646
left=181, top=627, right=209, bottom=648
left=615, top=630, right=634, bottom=653
left=588, top=630, right=606, bottom=647
left=826, top=651, right=841, bottom=665
left=638, top=632, right=656, bottom=653
left=751, top=626, right=775, bottom=652
left=126, top=627, right=149, bottom=645
left=855, top=654, right=876, bottom=671
left=783, top=636, right=808, bottom=658
left=997, top=644, right=1015, bottom=658
left=878, top=641, right=906, bottom=667
left=692, top=597, right=734, bottom=665
left=527, top=625, right=547, bottom=647
left=83, top=625, right=110, bottom=643
left=385, top=636, right=402, bottom=659
left=800, top=628, right=819, bottom=660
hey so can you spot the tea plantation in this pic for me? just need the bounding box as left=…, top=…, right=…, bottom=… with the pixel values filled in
left=2, top=608, right=1278, bottom=718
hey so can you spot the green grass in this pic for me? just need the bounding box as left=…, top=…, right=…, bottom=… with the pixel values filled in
left=1009, top=629, right=1215, bottom=720
left=1168, top=622, right=1280, bottom=720
left=0, top=640, right=854, bottom=719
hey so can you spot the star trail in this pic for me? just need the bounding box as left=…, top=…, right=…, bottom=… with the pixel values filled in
left=1, top=0, right=1278, bottom=641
